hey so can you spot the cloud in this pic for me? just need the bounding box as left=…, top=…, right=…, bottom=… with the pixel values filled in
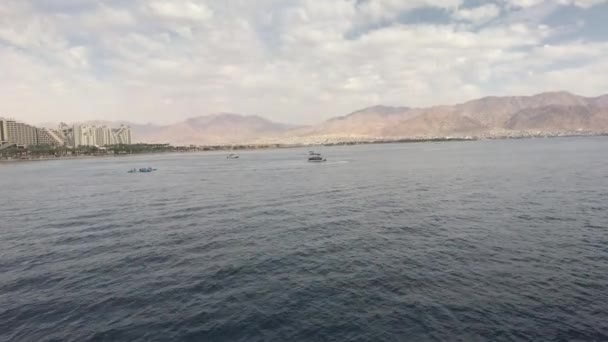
left=146, top=0, right=213, bottom=21
left=559, top=0, right=608, bottom=7
left=506, top=0, right=607, bottom=8
left=356, top=0, right=463, bottom=20
left=453, top=4, right=501, bottom=24
left=505, top=0, right=546, bottom=8
left=82, top=4, right=136, bottom=30
left=0, top=0, right=607, bottom=125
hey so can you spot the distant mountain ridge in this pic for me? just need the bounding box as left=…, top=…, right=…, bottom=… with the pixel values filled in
left=285, top=91, right=608, bottom=143
left=134, top=113, right=294, bottom=145
left=39, top=91, right=608, bottom=145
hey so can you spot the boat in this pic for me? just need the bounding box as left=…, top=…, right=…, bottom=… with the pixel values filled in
left=309, top=151, right=321, bottom=156
left=308, top=155, right=326, bottom=162
left=227, top=154, right=239, bottom=159
left=129, top=167, right=157, bottom=173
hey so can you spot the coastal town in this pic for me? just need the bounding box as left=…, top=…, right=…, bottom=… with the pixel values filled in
left=2, top=115, right=608, bottom=162
left=0, top=118, right=302, bottom=161
left=0, top=119, right=137, bottom=161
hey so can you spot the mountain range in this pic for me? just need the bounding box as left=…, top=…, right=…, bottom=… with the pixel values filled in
left=47, top=91, right=608, bottom=145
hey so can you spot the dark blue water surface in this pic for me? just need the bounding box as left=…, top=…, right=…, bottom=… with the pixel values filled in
left=1, top=137, right=607, bottom=342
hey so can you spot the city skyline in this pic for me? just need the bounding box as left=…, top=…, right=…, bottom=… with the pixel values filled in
left=0, top=118, right=132, bottom=148
left=5, top=90, right=606, bottom=147
left=1, top=0, right=608, bottom=125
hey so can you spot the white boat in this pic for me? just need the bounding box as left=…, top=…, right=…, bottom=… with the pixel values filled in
left=227, top=153, right=239, bottom=159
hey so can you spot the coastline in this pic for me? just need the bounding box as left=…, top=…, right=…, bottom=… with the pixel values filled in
left=0, top=154, right=135, bottom=163
left=1, top=133, right=606, bottom=164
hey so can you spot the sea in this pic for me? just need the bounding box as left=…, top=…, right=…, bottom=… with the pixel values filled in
left=1, top=137, right=607, bottom=342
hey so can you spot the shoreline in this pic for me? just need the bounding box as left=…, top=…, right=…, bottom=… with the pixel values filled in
left=1, top=134, right=606, bottom=164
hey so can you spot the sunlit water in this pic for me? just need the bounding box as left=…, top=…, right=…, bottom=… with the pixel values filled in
left=1, top=137, right=607, bottom=341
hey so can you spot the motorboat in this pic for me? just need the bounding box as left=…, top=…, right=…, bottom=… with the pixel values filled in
left=129, top=167, right=157, bottom=173
left=227, top=154, right=239, bottom=159
left=308, top=155, right=326, bottom=162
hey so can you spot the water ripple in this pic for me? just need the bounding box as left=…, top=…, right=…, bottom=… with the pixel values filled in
left=1, top=138, right=608, bottom=341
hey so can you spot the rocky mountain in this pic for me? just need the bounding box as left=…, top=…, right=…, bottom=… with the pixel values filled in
left=449, top=91, right=588, bottom=128
left=592, top=94, right=608, bottom=107
left=293, top=91, right=608, bottom=141
left=289, top=105, right=412, bottom=138
left=383, top=111, right=484, bottom=137
left=504, top=105, right=608, bottom=131
left=38, top=91, right=608, bottom=145
left=134, top=113, right=293, bottom=145
left=319, top=105, right=412, bottom=133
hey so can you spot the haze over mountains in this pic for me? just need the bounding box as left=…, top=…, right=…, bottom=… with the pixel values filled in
left=133, top=114, right=293, bottom=146
left=56, top=91, right=608, bottom=145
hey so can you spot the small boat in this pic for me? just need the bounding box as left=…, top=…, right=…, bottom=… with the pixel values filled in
left=308, top=155, right=326, bottom=162
left=227, top=154, right=239, bottom=159
left=309, top=151, right=321, bottom=156
left=127, top=168, right=137, bottom=173
left=135, top=167, right=157, bottom=173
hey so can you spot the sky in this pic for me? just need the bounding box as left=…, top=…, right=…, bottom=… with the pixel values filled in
left=1, top=0, right=607, bottom=125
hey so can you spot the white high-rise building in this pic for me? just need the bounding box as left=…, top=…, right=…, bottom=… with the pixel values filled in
left=113, top=125, right=132, bottom=145
left=72, top=125, right=83, bottom=147
left=70, top=124, right=132, bottom=147
left=95, top=126, right=114, bottom=146
left=37, top=128, right=66, bottom=146
left=0, top=119, right=38, bottom=146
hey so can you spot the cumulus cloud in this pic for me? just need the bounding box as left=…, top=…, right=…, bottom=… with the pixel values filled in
left=506, top=0, right=607, bottom=8
left=146, top=0, right=213, bottom=21
left=557, top=0, right=607, bottom=7
left=453, top=4, right=501, bottom=24
left=505, top=0, right=546, bottom=8
left=356, top=0, right=463, bottom=21
left=0, top=0, right=607, bottom=124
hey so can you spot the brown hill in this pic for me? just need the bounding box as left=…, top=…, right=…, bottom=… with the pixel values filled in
left=504, top=105, right=608, bottom=131
left=452, top=91, right=589, bottom=128
left=135, top=113, right=292, bottom=145
left=292, top=105, right=412, bottom=137
left=51, top=91, right=608, bottom=144
left=301, top=91, right=608, bottom=140
left=592, top=94, right=608, bottom=107
left=384, top=111, right=484, bottom=137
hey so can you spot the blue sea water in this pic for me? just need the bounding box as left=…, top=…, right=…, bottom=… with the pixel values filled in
left=1, top=137, right=607, bottom=342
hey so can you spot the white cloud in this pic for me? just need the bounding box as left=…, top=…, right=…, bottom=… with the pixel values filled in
left=561, top=0, right=608, bottom=7
left=454, top=4, right=501, bottom=24
left=357, top=0, right=464, bottom=20
left=146, top=0, right=213, bottom=21
left=82, top=5, right=136, bottom=30
left=505, top=0, right=546, bottom=8
left=0, top=0, right=607, bottom=125
left=506, top=0, right=607, bottom=8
